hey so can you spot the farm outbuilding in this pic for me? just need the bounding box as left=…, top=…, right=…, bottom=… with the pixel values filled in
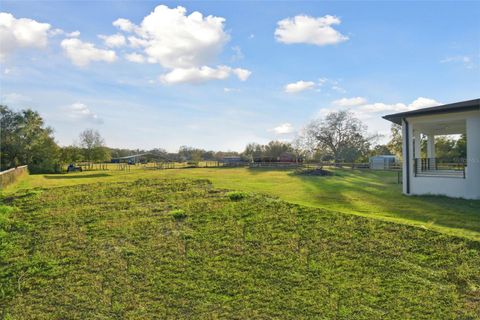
left=221, top=156, right=243, bottom=164
left=369, top=155, right=398, bottom=170
left=111, top=153, right=150, bottom=164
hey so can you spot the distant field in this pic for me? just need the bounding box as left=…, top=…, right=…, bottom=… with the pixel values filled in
left=1, top=178, right=479, bottom=318
left=3, top=166, right=480, bottom=240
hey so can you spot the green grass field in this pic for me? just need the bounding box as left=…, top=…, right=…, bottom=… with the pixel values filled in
left=1, top=177, right=479, bottom=318
left=4, top=166, right=480, bottom=240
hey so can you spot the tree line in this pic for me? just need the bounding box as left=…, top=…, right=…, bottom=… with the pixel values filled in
left=1, top=106, right=109, bottom=172
left=0, top=104, right=466, bottom=173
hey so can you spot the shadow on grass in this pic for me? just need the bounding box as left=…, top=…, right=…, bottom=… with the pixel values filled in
left=295, top=169, right=480, bottom=237
left=44, top=173, right=111, bottom=179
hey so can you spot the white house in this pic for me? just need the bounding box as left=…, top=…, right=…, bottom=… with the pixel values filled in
left=383, top=98, right=480, bottom=199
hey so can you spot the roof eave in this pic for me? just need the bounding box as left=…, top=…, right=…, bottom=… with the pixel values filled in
left=383, top=98, right=480, bottom=125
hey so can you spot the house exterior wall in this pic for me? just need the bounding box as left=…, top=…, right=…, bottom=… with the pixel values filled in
left=410, top=176, right=470, bottom=198
left=402, top=110, right=480, bottom=200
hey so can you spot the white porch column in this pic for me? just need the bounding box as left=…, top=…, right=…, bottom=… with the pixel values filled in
left=466, top=115, right=480, bottom=199
left=412, top=128, right=422, bottom=179
left=426, top=134, right=435, bottom=170
left=413, top=130, right=421, bottom=159
left=426, top=134, right=435, bottom=158
left=402, top=119, right=415, bottom=195
left=402, top=121, right=408, bottom=193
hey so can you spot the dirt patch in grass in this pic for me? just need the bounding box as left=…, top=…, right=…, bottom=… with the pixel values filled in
left=295, top=167, right=334, bottom=176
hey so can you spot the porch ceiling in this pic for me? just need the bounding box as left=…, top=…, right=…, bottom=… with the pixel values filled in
left=413, top=119, right=466, bottom=135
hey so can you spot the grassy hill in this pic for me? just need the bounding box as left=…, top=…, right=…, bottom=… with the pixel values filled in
left=4, top=167, right=480, bottom=240
left=1, top=178, right=479, bottom=318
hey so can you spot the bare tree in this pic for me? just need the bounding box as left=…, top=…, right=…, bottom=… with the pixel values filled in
left=79, top=129, right=109, bottom=162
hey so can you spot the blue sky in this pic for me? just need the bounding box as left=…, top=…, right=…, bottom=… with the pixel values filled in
left=1, top=1, right=479, bottom=151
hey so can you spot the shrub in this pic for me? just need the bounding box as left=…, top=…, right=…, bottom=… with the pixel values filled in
left=169, top=209, right=187, bottom=221
left=226, top=191, right=247, bottom=201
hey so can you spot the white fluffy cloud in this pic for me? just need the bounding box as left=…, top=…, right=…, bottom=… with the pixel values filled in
left=233, top=68, right=251, bottom=81
left=160, top=66, right=251, bottom=84
left=125, top=52, right=146, bottom=63
left=404, top=97, right=440, bottom=110
left=67, top=30, right=81, bottom=37
left=284, top=77, right=346, bottom=94
left=114, top=5, right=229, bottom=69
left=113, top=18, right=136, bottom=32
left=111, top=5, right=250, bottom=84
left=275, top=15, right=348, bottom=46
left=127, top=36, right=148, bottom=48
left=284, top=80, right=315, bottom=93
left=271, top=123, right=294, bottom=134
left=50, top=28, right=80, bottom=38
left=322, top=97, right=440, bottom=117
left=61, top=38, right=117, bottom=66
left=333, top=97, right=368, bottom=107
left=0, top=12, right=51, bottom=62
left=66, top=102, right=102, bottom=123
left=358, top=97, right=440, bottom=113
left=99, top=33, right=126, bottom=48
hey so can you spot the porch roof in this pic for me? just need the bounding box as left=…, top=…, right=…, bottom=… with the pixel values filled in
left=383, top=98, right=480, bottom=125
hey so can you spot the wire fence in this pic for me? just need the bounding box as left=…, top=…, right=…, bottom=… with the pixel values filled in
left=54, top=160, right=403, bottom=185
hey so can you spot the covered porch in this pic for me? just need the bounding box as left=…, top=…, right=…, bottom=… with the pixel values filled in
left=383, top=98, right=480, bottom=199
left=412, top=119, right=466, bottom=178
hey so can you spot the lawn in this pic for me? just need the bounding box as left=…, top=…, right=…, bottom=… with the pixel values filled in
left=1, top=178, right=479, bottom=318
left=3, top=166, right=480, bottom=240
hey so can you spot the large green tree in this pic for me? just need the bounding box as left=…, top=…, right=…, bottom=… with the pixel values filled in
left=303, top=110, right=375, bottom=162
left=387, top=124, right=402, bottom=157
left=1, top=105, right=59, bottom=173
left=59, top=146, right=84, bottom=164
left=263, top=141, right=293, bottom=159
left=421, top=134, right=467, bottom=161
left=242, top=143, right=264, bottom=161
left=242, top=141, right=295, bottom=161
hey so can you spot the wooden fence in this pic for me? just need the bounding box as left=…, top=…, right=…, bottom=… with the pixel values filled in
left=0, top=165, right=28, bottom=189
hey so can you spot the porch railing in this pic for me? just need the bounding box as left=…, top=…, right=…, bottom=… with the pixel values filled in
left=414, top=158, right=466, bottom=178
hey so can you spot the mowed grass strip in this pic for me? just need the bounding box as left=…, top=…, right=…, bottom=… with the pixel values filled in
left=1, top=178, right=479, bottom=319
